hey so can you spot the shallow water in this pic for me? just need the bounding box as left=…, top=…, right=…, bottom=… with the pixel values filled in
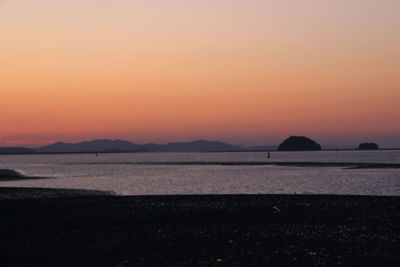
left=0, top=151, right=400, bottom=196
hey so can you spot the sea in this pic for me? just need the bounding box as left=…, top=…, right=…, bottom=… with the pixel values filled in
left=1, top=150, right=400, bottom=196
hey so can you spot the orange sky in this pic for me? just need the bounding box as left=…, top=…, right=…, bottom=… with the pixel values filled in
left=1, top=0, right=400, bottom=147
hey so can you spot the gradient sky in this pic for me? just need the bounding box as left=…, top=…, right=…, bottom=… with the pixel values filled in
left=1, top=0, right=399, bottom=147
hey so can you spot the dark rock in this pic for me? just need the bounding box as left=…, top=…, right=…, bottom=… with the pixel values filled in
left=278, top=136, right=322, bottom=151
left=358, top=143, right=379, bottom=150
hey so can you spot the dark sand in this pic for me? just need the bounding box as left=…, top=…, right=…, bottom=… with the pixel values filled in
left=0, top=169, right=50, bottom=182
left=0, top=187, right=113, bottom=200
left=1, top=189, right=399, bottom=266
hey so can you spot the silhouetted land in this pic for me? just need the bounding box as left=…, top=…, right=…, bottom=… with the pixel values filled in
left=359, top=143, right=379, bottom=150
left=278, top=136, right=322, bottom=151
left=1, top=189, right=399, bottom=266
left=0, top=169, right=49, bottom=181
left=0, top=147, right=37, bottom=154
left=37, top=139, right=239, bottom=153
left=1, top=139, right=399, bottom=155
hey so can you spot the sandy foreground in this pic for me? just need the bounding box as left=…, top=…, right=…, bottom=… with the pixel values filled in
left=0, top=187, right=399, bottom=266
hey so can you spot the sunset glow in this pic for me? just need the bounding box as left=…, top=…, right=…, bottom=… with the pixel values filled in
left=1, top=0, right=399, bottom=147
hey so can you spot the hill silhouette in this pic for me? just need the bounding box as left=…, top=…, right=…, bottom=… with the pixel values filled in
left=359, top=143, right=379, bottom=150
left=2, top=138, right=391, bottom=154
left=278, top=136, right=322, bottom=151
left=37, top=139, right=240, bottom=153
left=38, top=139, right=141, bottom=153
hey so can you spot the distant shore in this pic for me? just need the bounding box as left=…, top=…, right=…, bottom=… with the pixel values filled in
left=1, top=188, right=399, bottom=266
left=1, top=148, right=400, bottom=156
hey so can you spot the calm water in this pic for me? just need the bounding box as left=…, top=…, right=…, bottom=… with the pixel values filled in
left=1, top=151, right=400, bottom=196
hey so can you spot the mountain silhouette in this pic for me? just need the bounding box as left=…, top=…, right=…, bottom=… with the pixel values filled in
left=3, top=138, right=355, bottom=154
left=38, top=139, right=141, bottom=153
left=278, top=136, right=322, bottom=151
left=37, top=139, right=240, bottom=153
left=358, top=143, right=379, bottom=150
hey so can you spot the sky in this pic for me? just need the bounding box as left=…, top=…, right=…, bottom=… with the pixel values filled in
left=1, top=0, right=399, bottom=147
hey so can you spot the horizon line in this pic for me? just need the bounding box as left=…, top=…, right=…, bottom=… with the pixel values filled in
left=0, top=137, right=392, bottom=149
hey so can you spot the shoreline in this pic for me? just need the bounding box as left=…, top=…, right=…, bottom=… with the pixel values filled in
left=1, top=189, right=399, bottom=266
left=0, top=169, right=50, bottom=182
left=1, top=186, right=400, bottom=199
left=0, top=187, right=114, bottom=200
left=1, top=148, right=400, bottom=156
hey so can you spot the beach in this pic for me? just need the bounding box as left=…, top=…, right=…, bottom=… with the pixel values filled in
left=1, top=188, right=399, bottom=266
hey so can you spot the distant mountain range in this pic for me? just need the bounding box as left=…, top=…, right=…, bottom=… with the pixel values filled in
left=0, top=139, right=268, bottom=154
left=38, top=140, right=142, bottom=153
left=0, top=139, right=372, bottom=155
left=36, top=139, right=241, bottom=153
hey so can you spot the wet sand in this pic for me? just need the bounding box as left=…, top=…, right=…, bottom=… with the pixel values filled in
left=1, top=189, right=399, bottom=266
left=0, top=169, right=50, bottom=182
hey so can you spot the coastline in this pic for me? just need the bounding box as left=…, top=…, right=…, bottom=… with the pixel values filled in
left=1, top=148, right=400, bottom=156
left=1, top=189, right=399, bottom=266
left=0, top=169, right=50, bottom=182
left=0, top=187, right=113, bottom=200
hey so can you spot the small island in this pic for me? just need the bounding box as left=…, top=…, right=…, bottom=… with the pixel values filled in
left=359, top=143, right=379, bottom=150
left=278, top=136, right=322, bottom=151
